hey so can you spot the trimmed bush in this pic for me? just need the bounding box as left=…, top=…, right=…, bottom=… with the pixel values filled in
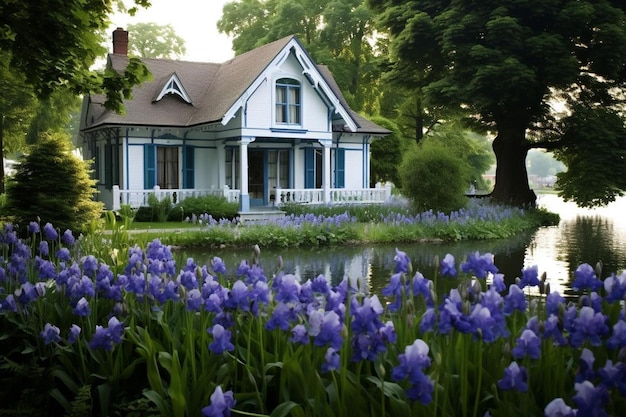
left=5, top=133, right=102, bottom=233
left=399, top=145, right=468, bottom=213
left=168, top=195, right=239, bottom=221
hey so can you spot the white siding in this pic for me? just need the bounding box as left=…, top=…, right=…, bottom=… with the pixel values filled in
left=344, top=148, right=364, bottom=189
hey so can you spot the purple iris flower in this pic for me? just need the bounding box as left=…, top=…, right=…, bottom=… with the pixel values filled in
left=321, top=347, right=340, bottom=373
left=201, top=386, right=236, bottom=417
left=382, top=272, right=404, bottom=312
left=265, top=303, right=297, bottom=331
left=393, top=248, right=411, bottom=274
left=273, top=274, right=301, bottom=304
left=491, top=273, right=506, bottom=292
left=512, top=329, right=541, bottom=359
left=598, top=360, right=626, bottom=395
left=29, top=221, right=40, bottom=234
left=572, top=381, right=609, bottom=417
left=411, top=272, right=434, bottom=306
left=440, top=254, right=457, bottom=277
left=89, top=317, right=124, bottom=351
left=604, top=271, right=626, bottom=303
left=391, top=339, right=434, bottom=404
left=546, top=291, right=566, bottom=316
left=572, top=263, right=602, bottom=292
left=311, top=274, right=329, bottom=294
left=503, top=284, right=527, bottom=315
left=39, top=241, right=49, bottom=257
left=606, top=319, right=626, bottom=350
left=314, top=310, right=343, bottom=350
left=225, top=280, right=250, bottom=311
left=543, top=315, right=568, bottom=347
left=211, top=257, right=226, bottom=275
left=519, top=265, right=540, bottom=289
left=56, top=247, right=71, bottom=262
left=68, top=324, right=81, bottom=344
left=544, top=398, right=577, bottom=417
left=497, top=361, right=528, bottom=392
left=43, top=222, right=58, bottom=241
left=72, top=297, right=91, bottom=317
left=37, top=258, right=56, bottom=280
left=82, top=255, right=98, bottom=277
left=290, top=324, right=309, bottom=345
left=461, top=251, right=498, bottom=279
left=178, top=270, right=198, bottom=290
left=41, top=323, right=62, bottom=345
left=576, top=348, right=596, bottom=383
left=187, top=289, right=203, bottom=311
left=208, top=324, right=235, bottom=355
left=568, top=306, right=609, bottom=348
left=420, top=307, right=437, bottom=333
left=351, top=295, right=383, bottom=334
left=0, top=295, right=17, bottom=312
left=61, top=229, right=75, bottom=246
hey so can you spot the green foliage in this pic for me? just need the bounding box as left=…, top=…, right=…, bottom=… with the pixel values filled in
left=127, top=23, right=187, bottom=59
left=170, top=195, right=239, bottom=222
left=422, top=123, right=495, bottom=191
left=369, top=0, right=626, bottom=207
left=369, top=116, right=404, bottom=186
left=5, top=133, right=103, bottom=233
left=398, top=145, right=468, bottom=213
left=0, top=0, right=151, bottom=111
left=553, top=105, right=626, bottom=207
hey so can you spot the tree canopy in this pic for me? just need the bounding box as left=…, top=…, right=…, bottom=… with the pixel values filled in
left=368, top=0, right=626, bottom=207
left=127, top=22, right=187, bottom=59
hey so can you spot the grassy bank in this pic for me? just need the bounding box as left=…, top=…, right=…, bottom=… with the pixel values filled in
left=117, top=200, right=559, bottom=249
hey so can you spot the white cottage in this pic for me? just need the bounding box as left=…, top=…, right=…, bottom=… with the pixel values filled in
left=79, top=28, right=390, bottom=214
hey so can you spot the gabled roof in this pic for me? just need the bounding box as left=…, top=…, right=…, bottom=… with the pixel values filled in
left=82, top=35, right=389, bottom=135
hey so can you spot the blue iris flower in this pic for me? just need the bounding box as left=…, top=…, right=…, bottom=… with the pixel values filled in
left=572, top=263, right=603, bottom=292
left=440, top=253, right=457, bottom=277
left=497, top=361, right=528, bottom=392
left=391, top=339, right=434, bottom=404
left=519, top=265, right=541, bottom=289
left=606, top=320, right=626, bottom=350
left=201, top=386, right=236, bottom=417
left=461, top=251, right=498, bottom=279
left=208, top=324, right=235, bottom=355
left=41, top=323, right=61, bottom=345
left=512, top=329, right=541, bottom=359
left=544, top=398, right=577, bottom=417
left=572, top=380, right=609, bottom=417
left=321, top=347, right=340, bottom=373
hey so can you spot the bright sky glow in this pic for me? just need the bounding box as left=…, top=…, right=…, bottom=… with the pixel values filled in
left=108, top=0, right=235, bottom=63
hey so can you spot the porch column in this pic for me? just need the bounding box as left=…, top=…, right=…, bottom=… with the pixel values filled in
left=239, top=137, right=255, bottom=212
left=216, top=143, right=226, bottom=189
left=321, top=139, right=332, bottom=204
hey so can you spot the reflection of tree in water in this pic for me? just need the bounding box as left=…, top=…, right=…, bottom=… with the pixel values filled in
left=562, top=216, right=625, bottom=281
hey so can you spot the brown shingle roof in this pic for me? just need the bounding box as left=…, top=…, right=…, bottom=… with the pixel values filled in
left=83, top=35, right=389, bottom=135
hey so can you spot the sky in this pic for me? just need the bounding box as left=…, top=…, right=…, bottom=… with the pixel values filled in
left=108, top=0, right=235, bottom=63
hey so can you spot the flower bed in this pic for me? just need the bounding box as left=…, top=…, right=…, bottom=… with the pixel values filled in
left=0, top=221, right=623, bottom=416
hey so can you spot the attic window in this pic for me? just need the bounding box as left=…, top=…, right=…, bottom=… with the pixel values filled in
left=275, top=78, right=301, bottom=124
left=155, top=74, right=192, bottom=104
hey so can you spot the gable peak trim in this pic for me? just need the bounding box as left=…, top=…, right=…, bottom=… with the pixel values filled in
left=154, top=73, right=192, bottom=104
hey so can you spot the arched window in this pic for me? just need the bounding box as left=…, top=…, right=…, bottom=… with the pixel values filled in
left=275, top=78, right=301, bottom=124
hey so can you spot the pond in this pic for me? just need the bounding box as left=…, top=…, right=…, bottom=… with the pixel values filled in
left=179, top=193, right=626, bottom=296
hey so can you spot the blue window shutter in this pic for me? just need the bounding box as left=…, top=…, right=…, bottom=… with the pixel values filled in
left=335, top=148, right=345, bottom=188
left=304, top=147, right=315, bottom=189
left=144, top=144, right=156, bottom=189
left=184, top=146, right=194, bottom=188
left=104, top=143, right=113, bottom=189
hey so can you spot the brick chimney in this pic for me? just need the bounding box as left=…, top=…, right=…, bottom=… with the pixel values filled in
left=112, top=27, right=129, bottom=55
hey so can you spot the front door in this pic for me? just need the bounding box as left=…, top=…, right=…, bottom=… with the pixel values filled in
left=249, top=150, right=265, bottom=206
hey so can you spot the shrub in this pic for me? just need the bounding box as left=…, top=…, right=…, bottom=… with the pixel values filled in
left=5, top=133, right=102, bottom=233
left=168, top=195, right=239, bottom=221
left=399, top=145, right=468, bottom=213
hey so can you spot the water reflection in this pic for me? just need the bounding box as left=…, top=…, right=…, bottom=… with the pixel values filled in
left=178, top=194, right=626, bottom=296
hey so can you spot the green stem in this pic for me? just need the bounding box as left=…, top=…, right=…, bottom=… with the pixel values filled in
left=472, top=337, right=483, bottom=417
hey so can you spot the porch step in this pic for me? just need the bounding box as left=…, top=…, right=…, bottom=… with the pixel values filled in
left=238, top=209, right=286, bottom=223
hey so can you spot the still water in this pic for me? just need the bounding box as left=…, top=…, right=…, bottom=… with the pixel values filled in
left=180, top=194, right=626, bottom=296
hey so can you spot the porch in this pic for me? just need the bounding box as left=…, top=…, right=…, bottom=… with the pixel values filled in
left=110, top=184, right=393, bottom=211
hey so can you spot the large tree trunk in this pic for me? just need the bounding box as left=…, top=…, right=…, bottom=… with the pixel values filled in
left=490, top=120, right=536, bottom=207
